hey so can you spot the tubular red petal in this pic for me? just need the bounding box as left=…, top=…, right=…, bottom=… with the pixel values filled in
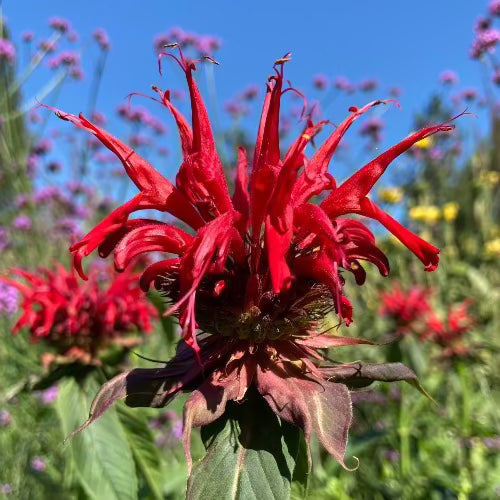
left=139, top=259, right=180, bottom=292
left=174, top=64, right=232, bottom=217
left=293, top=101, right=388, bottom=206
left=153, top=87, right=193, bottom=156
left=54, top=109, right=204, bottom=230
left=114, top=224, right=192, bottom=271
left=232, top=146, right=250, bottom=221
left=321, top=121, right=455, bottom=217
left=360, top=198, right=439, bottom=271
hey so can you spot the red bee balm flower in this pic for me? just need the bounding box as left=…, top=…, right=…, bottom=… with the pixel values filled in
left=54, top=51, right=451, bottom=472
left=379, top=283, right=432, bottom=333
left=1, top=263, right=157, bottom=364
left=423, top=302, right=475, bottom=358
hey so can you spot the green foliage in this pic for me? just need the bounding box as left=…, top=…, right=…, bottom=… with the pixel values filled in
left=188, top=388, right=308, bottom=500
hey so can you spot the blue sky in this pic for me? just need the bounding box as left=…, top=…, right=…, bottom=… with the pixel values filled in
left=2, top=0, right=496, bottom=185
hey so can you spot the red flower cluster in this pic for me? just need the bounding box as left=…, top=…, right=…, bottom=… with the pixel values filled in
left=1, top=263, right=156, bottom=362
left=54, top=50, right=453, bottom=469
left=423, top=301, right=475, bottom=358
left=379, top=283, right=432, bottom=333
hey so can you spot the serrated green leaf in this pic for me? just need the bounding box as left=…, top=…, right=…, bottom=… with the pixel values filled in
left=117, top=405, right=164, bottom=500
left=55, top=377, right=138, bottom=500
left=188, top=389, right=300, bottom=500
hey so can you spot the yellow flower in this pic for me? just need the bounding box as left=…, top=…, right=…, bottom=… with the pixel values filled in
left=409, top=205, right=441, bottom=224
left=442, top=202, right=459, bottom=222
left=379, top=187, right=403, bottom=204
left=479, top=171, right=500, bottom=186
left=414, top=136, right=434, bottom=150
left=485, top=238, right=500, bottom=257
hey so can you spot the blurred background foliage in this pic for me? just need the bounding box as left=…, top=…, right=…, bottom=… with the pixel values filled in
left=0, top=3, right=499, bottom=500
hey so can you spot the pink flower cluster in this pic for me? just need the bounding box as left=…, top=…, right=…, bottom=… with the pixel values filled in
left=47, top=51, right=80, bottom=70
left=154, top=28, right=222, bottom=57
left=470, top=28, right=500, bottom=59
left=0, top=39, right=16, bottom=64
left=117, top=104, right=168, bottom=135
left=94, top=29, right=111, bottom=51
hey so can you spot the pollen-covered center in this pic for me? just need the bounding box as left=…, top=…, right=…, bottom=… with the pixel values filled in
left=158, top=270, right=335, bottom=342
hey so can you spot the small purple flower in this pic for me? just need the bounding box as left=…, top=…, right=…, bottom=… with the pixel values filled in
left=70, top=67, right=85, bottom=81
left=429, top=147, right=444, bottom=162
left=0, top=284, right=19, bottom=316
left=389, top=86, right=402, bottom=98
left=37, top=386, right=59, bottom=405
left=29, top=110, right=41, bottom=124
left=333, top=76, right=352, bottom=92
left=22, top=31, right=34, bottom=43
left=33, top=187, right=59, bottom=203
left=494, top=70, right=500, bottom=86
left=171, top=419, right=183, bottom=440
left=94, top=29, right=111, bottom=51
left=462, top=88, right=478, bottom=101
left=360, top=117, right=385, bottom=143
left=383, top=449, right=400, bottom=462
left=39, top=40, right=57, bottom=53
left=439, top=70, right=459, bottom=86
left=0, top=410, right=12, bottom=427
left=0, top=39, right=16, bottom=64
left=27, top=154, right=40, bottom=177
left=359, top=79, right=378, bottom=92
left=313, top=74, right=328, bottom=91
left=49, top=17, right=70, bottom=33
left=483, top=437, right=500, bottom=449
left=15, top=194, right=30, bottom=209
left=241, top=85, right=259, bottom=102
left=30, top=457, right=46, bottom=473
left=91, top=111, right=108, bottom=126
left=12, top=215, right=32, bottom=231
left=0, top=484, right=12, bottom=495
left=471, top=28, right=500, bottom=59
left=32, top=139, right=53, bottom=155
left=224, top=100, right=250, bottom=120
left=475, top=17, right=492, bottom=33
left=490, top=0, right=500, bottom=16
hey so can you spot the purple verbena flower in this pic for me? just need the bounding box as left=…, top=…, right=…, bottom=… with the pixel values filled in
left=94, top=29, right=111, bottom=51
left=439, top=70, right=459, bottom=86
left=359, top=79, right=378, bottom=92
left=471, top=28, right=500, bottom=59
left=36, top=386, right=59, bottom=405
left=49, top=17, right=70, bottom=33
left=0, top=484, right=12, bottom=495
left=313, top=74, right=329, bottom=91
left=22, top=31, right=34, bottom=43
left=30, top=457, right=46, bottom=473
left=0, top=410, right=12, bottom=427
left=0, top=284, right=19, bottom=316
left=12, top=215, right=32, bottom=231
left=0, top=39, right=16, bottom=64
left=490, top=0, right=500, bottom=16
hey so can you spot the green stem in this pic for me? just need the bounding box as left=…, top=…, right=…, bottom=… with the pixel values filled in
left=398, top=383, right=411, bottom=476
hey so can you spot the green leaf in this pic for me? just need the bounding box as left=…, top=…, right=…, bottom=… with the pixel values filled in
left=55, top=377, right=138, bottom=500
left=187, top=388, right=302, bottom=500
left=117, top=406, right=164, bottom=500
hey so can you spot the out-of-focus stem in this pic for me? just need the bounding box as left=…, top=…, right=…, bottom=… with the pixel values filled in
left=398, top=383, right=411, bottom=476
left=1, top=31, right=62, bottom=104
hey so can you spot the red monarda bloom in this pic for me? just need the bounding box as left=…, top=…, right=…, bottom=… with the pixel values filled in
left=423, top=301, right=474, bottom=358
left=53, top=50, right=453, bottom=469
left=379, top=283, right=432, bottom=333
left=1, top=263, right=157, bottom=363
